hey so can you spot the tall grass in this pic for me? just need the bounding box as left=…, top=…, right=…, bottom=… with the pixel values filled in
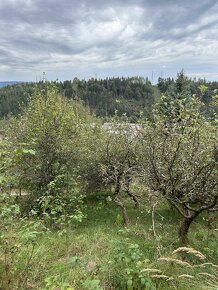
left=0, top=198, right=217, bottom=289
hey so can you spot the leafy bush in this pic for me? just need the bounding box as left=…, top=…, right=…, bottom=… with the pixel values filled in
left=0, top=194, right=45, bottom=289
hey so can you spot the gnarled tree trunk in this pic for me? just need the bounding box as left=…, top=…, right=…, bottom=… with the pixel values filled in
left=178, top=217, right=193, bottom=246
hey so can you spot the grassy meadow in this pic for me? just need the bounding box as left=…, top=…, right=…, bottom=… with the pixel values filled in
left=1, top=193, right=217, bottom=290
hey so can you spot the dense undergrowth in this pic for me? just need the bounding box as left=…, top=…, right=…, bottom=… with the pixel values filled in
left=1, top=195, right=217, bottom=290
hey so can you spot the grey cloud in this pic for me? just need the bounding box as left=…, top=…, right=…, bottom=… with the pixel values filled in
left=0, top=0, right=217, bottom=81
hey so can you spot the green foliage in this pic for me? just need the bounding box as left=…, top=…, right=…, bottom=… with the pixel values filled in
left=101, top=121, right=139, bottom=184
left=0, top=82, right=33, bottom=117
left=157, top=71, right=218, bottom=119
left=140, top=94, right=217, bottom=244
left=36, top=189, right=85, bottom=230
left=1, top=77, right=159, bottom=120
left=43, top=275, right=74, bottom=290
left=0, top=197, right=217, bottom=289
left=0, top=194, right=45, bottom=289
left=12, top=82, right=91, bottom=178
left=5, top=83, right=94, bottom=218
left=115, top=213, right=123, bottom=226
left=0, top=74, right=217, bottom=120
left=111, top=242, right=154, bottom=289
left=58, top=77, right=160, bottom=119
left=83, top=279, right=102, bottom=290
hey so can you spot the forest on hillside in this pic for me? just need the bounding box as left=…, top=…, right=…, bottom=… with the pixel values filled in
left=0, top=74, right=217, bottom=290
left=0, top=72, right=217, bottom=120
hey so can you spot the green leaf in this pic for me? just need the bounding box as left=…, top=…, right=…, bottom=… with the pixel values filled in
left=23, top=149, right=36, bottom=155
left=67, top=256, right=79, bottom=267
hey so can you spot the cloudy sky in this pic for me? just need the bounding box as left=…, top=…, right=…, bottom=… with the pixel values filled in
left=0, top=0, right=218, bottom=82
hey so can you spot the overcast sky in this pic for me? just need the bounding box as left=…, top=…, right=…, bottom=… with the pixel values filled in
left=0, top=0, right=218, bottom=82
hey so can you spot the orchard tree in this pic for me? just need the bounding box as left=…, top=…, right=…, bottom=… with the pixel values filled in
left=76, top=121, right=106, bottom=194
left=100, top=121, right=140, bottom=225
left=140, top=95, right=217, bottom=245
left=6, top=82, right=95, bottom=215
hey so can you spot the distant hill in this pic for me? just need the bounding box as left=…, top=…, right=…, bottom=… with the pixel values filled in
left=0, top=78, right=160, bottom=119
left=0, top=81, right=22, bottom=88
left=0, top=75, right=217, bottom=119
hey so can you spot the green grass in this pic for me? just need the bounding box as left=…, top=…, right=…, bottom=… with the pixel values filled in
left=1, top=198, right=217, bottom=289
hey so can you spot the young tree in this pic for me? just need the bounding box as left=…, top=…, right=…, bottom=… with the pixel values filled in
left=6, top=83, right=95, bottom=213
left=140, top=95, right=217, bottom=245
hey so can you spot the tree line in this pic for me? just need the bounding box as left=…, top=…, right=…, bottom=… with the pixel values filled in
left=0, top=71, right=217, bottom=120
